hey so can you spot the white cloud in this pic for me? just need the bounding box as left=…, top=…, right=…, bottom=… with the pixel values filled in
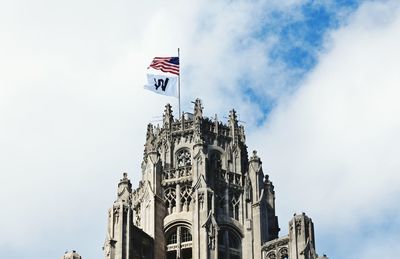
left=0, top=0, right=304, bottom=258
left=249, top=0, right=400, bottom=256
left=1, top=0, right=399, bottom=258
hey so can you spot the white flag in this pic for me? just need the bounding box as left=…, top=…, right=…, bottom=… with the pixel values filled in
left=144, top=72, right=178, bottom=98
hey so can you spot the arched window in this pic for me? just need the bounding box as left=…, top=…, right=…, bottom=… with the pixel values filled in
left=209, top=151, right=224, bottom=187
left=229, top=191, right=240, bottom=220
left=180, top=184, right=192, bottom=212
left=181, top=227, right=192, bottom=242
left=166, top=226, right=192, bottom=259
left=218, top=229, right=242, bottom=259
left=167, top=231, right=177, bottom=245
left=164, top=187, right=176, bottom=214
left=210, top=152, right=222, bottom=175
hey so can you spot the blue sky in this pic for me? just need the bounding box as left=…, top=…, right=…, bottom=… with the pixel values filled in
left=240, top=0, right=361, bottom=125
left=1, top=0, right=400, bottom=258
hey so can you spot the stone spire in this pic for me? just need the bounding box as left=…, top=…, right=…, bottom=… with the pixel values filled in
left=99, top=99, right=327, bottom=259
left=145, top=123, right=156, bottom=153
left=228, top=109, right=238, bottom=128
left=104, top=173, right=135, bottom=259
left=117, top=172, right=132, bottom=202
left=228, top=109, right=239, bottom=142
left=214, top=114, right=219, bottom=134
left=193, top=98, right=203, bottom=119
left=289, top=213, right=318, bottom=259
left=264, top=175, right=280, bottom=239
left=163, top=103, right=174, bottom=128
left=61, top=250, right=82, bottom=259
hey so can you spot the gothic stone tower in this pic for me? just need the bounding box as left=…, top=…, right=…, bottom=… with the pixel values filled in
left=103, top=99, right=327, bottom=259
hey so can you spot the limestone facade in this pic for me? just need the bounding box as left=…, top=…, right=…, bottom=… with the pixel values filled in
left=103, top=99, right=328, bottom=259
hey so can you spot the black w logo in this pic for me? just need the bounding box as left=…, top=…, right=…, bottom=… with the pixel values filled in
left=154, top=78, right=169, bottom=91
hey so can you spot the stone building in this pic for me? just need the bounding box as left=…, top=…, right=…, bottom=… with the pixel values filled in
left=61, top=250, right=82, bottom=259
left=103, top=99, right=328, bottom=259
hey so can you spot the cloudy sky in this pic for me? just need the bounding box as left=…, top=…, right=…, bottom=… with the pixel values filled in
left=1, top=0, right=400, bottom=258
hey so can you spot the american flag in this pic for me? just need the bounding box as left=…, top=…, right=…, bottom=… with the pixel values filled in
left=148, top=57, right=179, bottom=76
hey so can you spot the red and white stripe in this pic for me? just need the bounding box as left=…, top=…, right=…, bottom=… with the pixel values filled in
left=148, top=57, right=179, bottom=76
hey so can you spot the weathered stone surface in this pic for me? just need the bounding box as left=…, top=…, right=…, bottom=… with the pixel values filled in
left=101, top=100, right=327, bottom=259
left=61, top=250, right=82, bottom=259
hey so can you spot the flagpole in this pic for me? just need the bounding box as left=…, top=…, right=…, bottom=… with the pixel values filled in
left=178, top=48, right=181, bottom=117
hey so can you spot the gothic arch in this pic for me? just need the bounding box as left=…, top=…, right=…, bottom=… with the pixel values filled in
left=164, top=187, right=177, bottom=214
left=180, top=184, right=193, bottom=212
left=208, top=150, right=223, bottom=180
left=228, top=189, right=241, bottom=220
left=175, top=148, right=192, bottom=168
left=164, top=220, right=192, bottom=234
left=217, top=223, right=243, bottom=239
left=165, top=222, right=193, bottom=259
left=208, top=147, right=225, bottom=168
left=217, top=226, right=242, bottom=259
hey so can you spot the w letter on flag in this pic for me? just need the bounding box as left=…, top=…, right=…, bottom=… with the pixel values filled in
left=144, top=57, right=179, bottom=97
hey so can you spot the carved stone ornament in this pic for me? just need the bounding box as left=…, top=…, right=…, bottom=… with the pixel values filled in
left=145, top=124, right=157, bottom=152
left=177, top=149, right=191, bottom=168
left=278, top=247, right=288, bottom=258
left=193, top=98, right=203, bottom=119
left=194, top=122, right=202, bottom=143
left=198, top=192, right=205, bottom=210
left=202, top=211, right=219, bottom=250
left=207, top=225, right=216, bottom=250
left=245, top=174, right=252, bottom=201
left=163, top=103, right=173, bottom=126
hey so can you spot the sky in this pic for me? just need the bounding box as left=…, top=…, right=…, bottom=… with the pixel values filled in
left=1, top=0, right=400, bottom=258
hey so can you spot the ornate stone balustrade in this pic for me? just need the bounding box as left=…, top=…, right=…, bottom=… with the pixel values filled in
left=162, top=166, right=192, bottom=186
left=216, top=169, right=242, bottom=187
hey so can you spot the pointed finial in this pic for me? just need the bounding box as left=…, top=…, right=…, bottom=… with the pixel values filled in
left=119, top=172, right=131, bottom=184
left=165, top=103, right=173, bottom=116
left=213, top=114, right=219, bottom=133
left=118, top=172, right=132, bottom=201
left=250, top=150, right=260, bottom=162
left=163, top=103, right=174, bottom=126
left=193, top=98, right=203, bottom=119
left=146, top=124, right=154, bottom=140
left=228, top=109, right=238, bottom=129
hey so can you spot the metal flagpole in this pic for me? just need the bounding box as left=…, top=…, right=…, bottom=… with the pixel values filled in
left=178, top=48, right=181, bottom=117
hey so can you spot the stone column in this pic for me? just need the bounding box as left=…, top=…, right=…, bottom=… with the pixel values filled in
left=288, top=213, right=317, bottom=259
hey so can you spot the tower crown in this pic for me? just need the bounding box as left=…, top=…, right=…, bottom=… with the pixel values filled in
left=143, top=99, right=246, bottom=159
left=101, top=99, right=327, bottom=259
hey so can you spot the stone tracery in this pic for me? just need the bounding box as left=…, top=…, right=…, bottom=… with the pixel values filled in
left=176, top=149, right=191, bottom=168
left=229, top=191, right=241, bottom=220
left=180, top=184, right=192, bottom=212
left=100, top=100, right=327, bottom=259
left=164, top=187, right=177, bottom=214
